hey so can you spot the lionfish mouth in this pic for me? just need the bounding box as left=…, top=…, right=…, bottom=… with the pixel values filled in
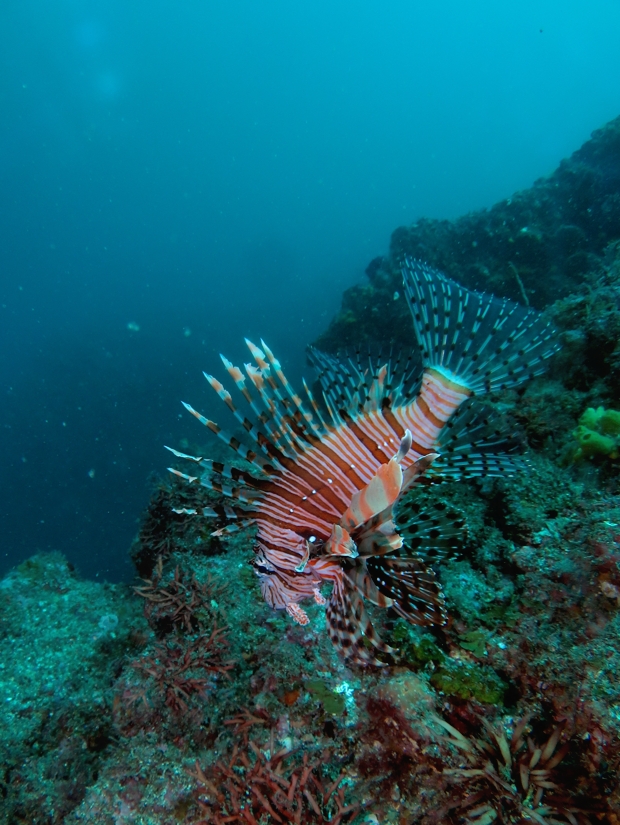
left=250, top=559, right=273, bottom=577
left=166, top=259, right=560, bottom=666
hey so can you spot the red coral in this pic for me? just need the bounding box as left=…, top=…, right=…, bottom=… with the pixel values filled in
left=356, top=695, right=445, bottom=809
left=224, top=707, right=272, bottom=744
left=131, top=625, right=234, bottom=715
left=134, top=558, right=222, bottom=634
left=189, top=738, right=366, bottom=825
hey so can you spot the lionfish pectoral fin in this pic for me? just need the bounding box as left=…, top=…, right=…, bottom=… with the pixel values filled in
left=165, top=446, right=203, bottom=462
left=340, top=456, right=404, bottom=532
left=325, top=580, right=395, bottom=667
left=401, top=452, right=440, bottom=493
left=355, top=513, right=403, bottom=557
left=356, top=531, right=403, bottom=558
left=366, top=555, right=447, bottom=627
left=210, top=519, right=255, bottom=537
left=323, top=524, right=358, bottom=558
left=345, top=564, right=393, bottom=608
left=168, top=467, right=199, bottom=484
left=395, top=497, right=466, bottom=564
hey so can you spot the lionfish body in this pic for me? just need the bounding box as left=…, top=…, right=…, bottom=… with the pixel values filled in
left=168, top=260, right=559, bottom=665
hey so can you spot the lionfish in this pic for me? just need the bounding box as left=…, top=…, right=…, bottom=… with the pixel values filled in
left=167, top=260, right=559, bottom=665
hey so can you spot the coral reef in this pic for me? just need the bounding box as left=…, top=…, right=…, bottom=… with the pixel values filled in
left=0, top=554, right=142, bottom=823
left=131, top=477, right=225, bottom=578
left=4, top=446, right=620, bottom=823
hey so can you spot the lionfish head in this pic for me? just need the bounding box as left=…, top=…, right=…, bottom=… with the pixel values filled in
left=250, top=547, right=276, bottom=578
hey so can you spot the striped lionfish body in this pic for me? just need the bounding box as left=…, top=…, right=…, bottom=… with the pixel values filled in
left=168, top=260, right=559, bottom=665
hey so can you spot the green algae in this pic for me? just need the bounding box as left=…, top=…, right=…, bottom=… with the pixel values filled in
left=458, top=629, right=491, bottom=657
left=571, top=406, right=620, bottom=461
left=392, top=624, right=444, bottom=667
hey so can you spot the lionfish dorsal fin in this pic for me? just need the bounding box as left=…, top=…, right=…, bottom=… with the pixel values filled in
left=323, top=524, right=358, bottom=558
left=340, top=456, right=403, bottom=532
left=401, top=452, right=440, bottom=492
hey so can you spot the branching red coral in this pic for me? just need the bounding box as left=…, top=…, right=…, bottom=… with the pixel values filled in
left=189, top=737, right=367, bottom=825
left=131, top=625, right=234, bottom=714
left=134, top=558, right=223, bottom=633
left=224, top=707, right=272, bottom=744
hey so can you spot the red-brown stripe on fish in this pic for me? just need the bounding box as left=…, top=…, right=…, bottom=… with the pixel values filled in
left=167, top=260, right=559, bottom=665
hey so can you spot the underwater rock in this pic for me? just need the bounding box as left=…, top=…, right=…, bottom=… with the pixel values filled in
left=315, top=114, right=620, bottom=352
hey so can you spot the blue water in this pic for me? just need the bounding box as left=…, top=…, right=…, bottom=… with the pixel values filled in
left=1, top=0, right=619, bottom=581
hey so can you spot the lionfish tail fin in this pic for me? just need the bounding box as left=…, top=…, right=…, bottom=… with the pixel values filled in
left=402, top=258, right=560, bottom=395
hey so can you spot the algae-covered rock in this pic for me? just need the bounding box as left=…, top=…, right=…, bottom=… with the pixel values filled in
left=392, top=624, right=445, bottom=668
left=392, top=624, right=507, bottom=705
left=430, top=658, right=507, bottom=705
left=375, top=671, right=436, bottom=724
left=441, top=559, right=514, bottom=626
